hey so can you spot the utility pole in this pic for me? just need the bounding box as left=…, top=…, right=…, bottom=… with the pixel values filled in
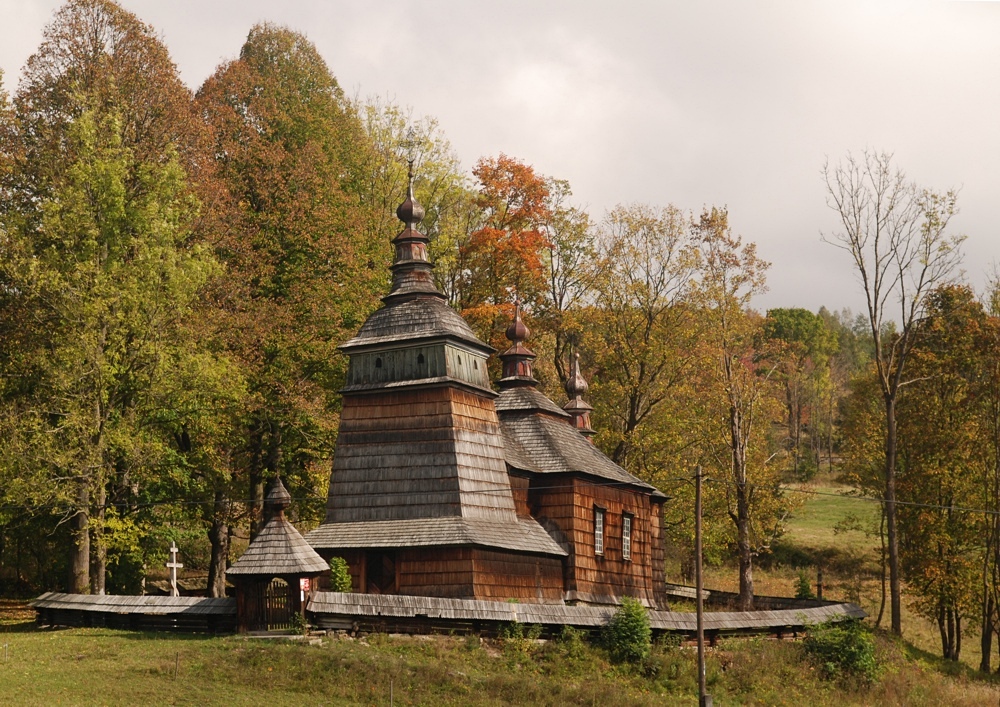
left=695, top=465, right=712, bottom=707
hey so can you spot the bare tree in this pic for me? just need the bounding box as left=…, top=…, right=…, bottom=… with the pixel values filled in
left=823, top=149, right=964, bottom=635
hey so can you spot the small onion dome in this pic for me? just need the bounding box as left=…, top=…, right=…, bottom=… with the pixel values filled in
left=505, top=300, right=531, bottom=344
left=395, top=161, right=425, bottom=228
left=499, top=300, right=537, bottom=385
left=563, top=352, right=595, bottom=439
left=565, top=352, right=590, bottom=399
left=265, top=476, right=292, bottom=515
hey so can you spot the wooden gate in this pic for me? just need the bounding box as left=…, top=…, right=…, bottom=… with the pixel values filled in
left=265, top=578, right=291, bottom=630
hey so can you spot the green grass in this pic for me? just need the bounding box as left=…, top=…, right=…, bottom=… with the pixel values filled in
left=3, top=473, right=999, bottom=703
left=783, top=484, right=880, bottom=556
left=2, top=616, right=1000, bottom=706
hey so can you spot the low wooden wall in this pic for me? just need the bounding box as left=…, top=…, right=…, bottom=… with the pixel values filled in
left=307, top=591, right=867, bottom=639
left=30, top=592, right=236, bottom=633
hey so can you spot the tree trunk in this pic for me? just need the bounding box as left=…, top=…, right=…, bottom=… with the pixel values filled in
left=956, top=611, right=962, bottom=662
left=207, top=489, right=230, bottom=598
left=876, top=507, right=886, bottom=627
left=885, top=394, right=902, bottom=635
left=828, top=388, right=835, bottom=474
left=730, top=395, right=754, bottom=611
left=90, top=482, right=106, bottom=595
left=736, top=498, right=754, bottom=611
left=248, top=426, right=265, bottom=539
left=981, top=594, right=994, bottom=673
left=69, top=480, right=90, bottom=593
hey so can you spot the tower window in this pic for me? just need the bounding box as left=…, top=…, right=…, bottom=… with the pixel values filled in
left=375, top=358, right=382, bottom=368
left=594, top=507, right=605, bottom=556
left=622, top=513, right=633, bottom=561
left=474, top=360, right=478, bottom=370
left=417, top=353, right=425, bottom=364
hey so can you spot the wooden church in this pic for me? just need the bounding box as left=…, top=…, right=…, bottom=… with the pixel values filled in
left=305, top=176, right=669, bottom=608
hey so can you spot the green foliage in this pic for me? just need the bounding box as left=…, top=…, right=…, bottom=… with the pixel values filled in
left=498, top=620, right=542, bottom=656
left=795, top=570, right=816, bottom=599
left=328, top=557, right=352, bottom=593
left=803, top=620, right=879, bottom=683
left=602, top=597, right=652, bottom=664
left=290, top=611, right=309, bottom=636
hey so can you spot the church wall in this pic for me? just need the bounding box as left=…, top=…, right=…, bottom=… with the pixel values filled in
left=327, top=385, right=518, bottom=523
left=531, top=476, right=660, bottom=607
left=471, top=549, right=565, bottom=602
left=649, top=499, right=667, bottom=607
left=397, top=547, right=476, bottom=598
left=508, top=473, right=532, bottom=517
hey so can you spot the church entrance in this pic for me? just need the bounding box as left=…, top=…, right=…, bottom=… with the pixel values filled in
left=265, top=577, right=292, bottom=630
left=365, top=551, right=397, bottom=594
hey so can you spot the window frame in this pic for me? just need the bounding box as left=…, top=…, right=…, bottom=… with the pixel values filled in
left=622, top=512, right=633, bottom=561
left=594, top=506, right=605, bottom=556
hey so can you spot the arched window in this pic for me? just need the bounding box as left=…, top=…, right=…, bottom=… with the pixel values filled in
left=375, top=358, right=382, bottom=368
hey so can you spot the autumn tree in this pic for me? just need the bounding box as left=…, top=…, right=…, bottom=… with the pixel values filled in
left=975, top=281, right=1000, bottom=671
left=458, top=154, right=552, bottom=350
left=823, top=149, right=964, bottom=634
left=536, top=180, right=595, bottom=386
left=693, top=207, right=785, bottom=611
left=763, top=308, right=838, bottom=477
left=196, top=24, right=384, bottom=542
left=0, top=0, right=218, bottom=594
left=0, top=107, right=215, bottom=594
left=586, top=203, right=699, bottom=471
left=894, top=285, right=987, bottom=661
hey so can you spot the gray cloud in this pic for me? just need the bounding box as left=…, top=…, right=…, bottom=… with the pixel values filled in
left=3, top=0, right=998, bottom=315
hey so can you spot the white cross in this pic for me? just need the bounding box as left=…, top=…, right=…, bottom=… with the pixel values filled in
left=166, top=542, right=184, bottom=597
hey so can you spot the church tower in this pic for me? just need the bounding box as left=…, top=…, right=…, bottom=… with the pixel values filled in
left=307, top=169, right=566, bottom=600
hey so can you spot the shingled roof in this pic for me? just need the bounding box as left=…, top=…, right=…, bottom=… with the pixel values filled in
left=306, top=516, right=567, bottom=556
left=340, top=296, right=489, bottom=353
left=228, top=479, right=328, bottom=577
left=499, top=410, right=661, bottom=495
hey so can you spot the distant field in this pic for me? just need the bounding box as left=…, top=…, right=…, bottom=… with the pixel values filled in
left=782, top=483, right=881, bottom=557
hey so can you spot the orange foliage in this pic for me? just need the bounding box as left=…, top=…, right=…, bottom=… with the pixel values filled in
left=459, top=154, right=552, bottom=341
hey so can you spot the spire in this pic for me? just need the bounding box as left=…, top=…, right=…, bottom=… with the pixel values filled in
left=498, top=299, right=537, bottom=387
left=385, top=161, right=443, bottom=302
left=563, top=352, right=595, bottom=439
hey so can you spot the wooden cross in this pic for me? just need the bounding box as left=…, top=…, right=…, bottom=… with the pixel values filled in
left=166, top=542, right=183, bottom=597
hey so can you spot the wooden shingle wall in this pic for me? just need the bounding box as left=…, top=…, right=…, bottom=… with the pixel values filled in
left=398, top=547, right=475, bottom=598
left=471, top=549, right=564, bottom=602
left=508, top=473, right=532, bottom=518
left=325, top=386, right=518, bottom=524
left=531, top=476, right=661, bottom=607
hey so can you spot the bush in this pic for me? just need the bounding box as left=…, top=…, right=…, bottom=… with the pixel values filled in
left=803, top=619, right=879, bottom=683
left=498, top=620, right=542, bottom=654
left=602, top=597, right=652, bottom=664
left=795, top=570, right=816, bottom=599
left=329, top=557, right=352, bottom=592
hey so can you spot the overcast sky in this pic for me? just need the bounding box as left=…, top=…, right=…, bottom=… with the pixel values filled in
left=2, top=0, right=998, bottom=315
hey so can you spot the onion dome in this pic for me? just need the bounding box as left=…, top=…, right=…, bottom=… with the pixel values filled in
left=498, top=300, right=537, bottom=386
left=563, top=352, right=595, bottom=439
left=227, top=477, right=329, bottom=577
left=384, top=161, right=442, bottom=303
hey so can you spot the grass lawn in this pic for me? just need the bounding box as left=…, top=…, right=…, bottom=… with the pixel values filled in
left=3, top=614, right=1000, bottom=706
left=4, top=474, right=1000, bottom=704
left=702, top=474, right=994, bottom=675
